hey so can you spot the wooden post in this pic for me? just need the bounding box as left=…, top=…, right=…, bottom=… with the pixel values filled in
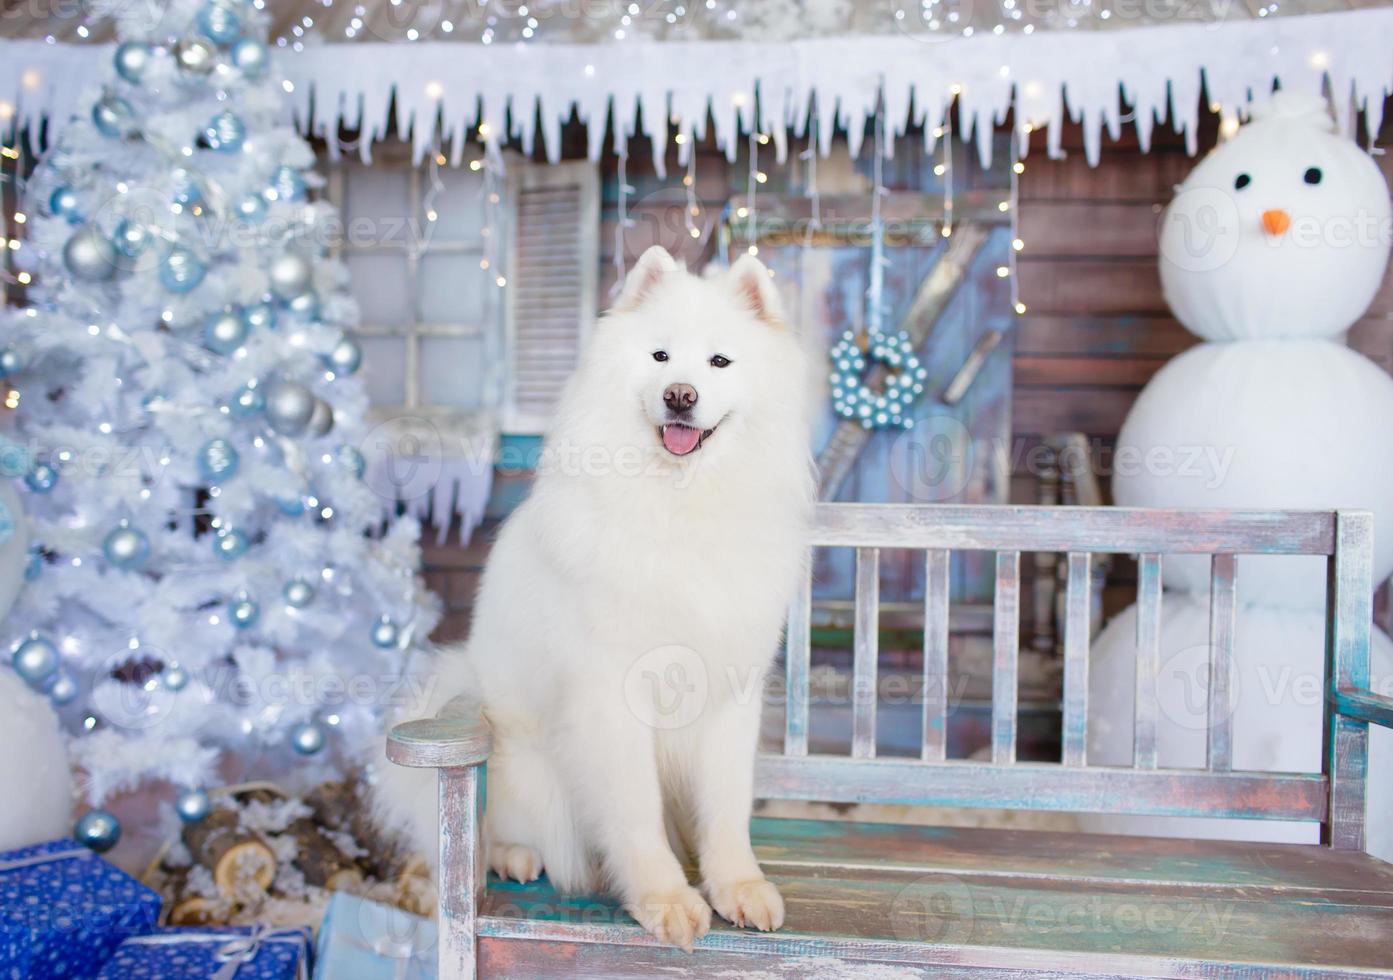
left=438, top=766, right=484, bottom=980
left=1323, top=510, right=1374, bottom=850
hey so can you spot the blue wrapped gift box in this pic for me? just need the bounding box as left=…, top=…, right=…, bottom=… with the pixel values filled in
left=0, top=839, right=161, bottom=979
left=94, top=925, right=311, bottom=980
left=313, top=892, right=435, bottom=980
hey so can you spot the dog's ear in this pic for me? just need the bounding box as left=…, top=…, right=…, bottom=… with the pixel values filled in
left=727, top=253, right=784, bottom=325
left=613, top=246, right=678, bottom=311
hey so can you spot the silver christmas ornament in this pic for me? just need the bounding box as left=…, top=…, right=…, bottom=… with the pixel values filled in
left=264, top=379, right=315, bottom=435
left=283, top=578, right=315, bottom=608
left=230, top=37, right=268, bottom=78
left=325, top=338, right=362, bottom=375
left=103, top=524, right=151, bottom=569
left=12, top=635, right=59, bottom=687
left=307, top=398, right=334, bottom=437
left=176, top=36, right=217, bottom=74
left=290, top=722, right=325, bottom=756
left=92, top=94, right=136, bottom=138
left=74, top=809, right=121, bottom=852
left=204, top=311, right=248, bottom=355
left=268, top=253, right=311, bottom=299
left=114, top=42, right=152, bottom=83
left=63, top=225, right=118, bottom=282
left=175, top=788, right=211, bottom=823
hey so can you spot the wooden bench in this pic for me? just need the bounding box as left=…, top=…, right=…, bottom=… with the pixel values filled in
left=388, top=503, right=1393, bottom=979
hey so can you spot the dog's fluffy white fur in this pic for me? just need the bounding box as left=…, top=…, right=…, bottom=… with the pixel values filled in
left=374, top=246, right=815, bottom=949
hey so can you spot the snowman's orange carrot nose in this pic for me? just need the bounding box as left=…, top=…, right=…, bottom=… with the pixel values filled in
left=1262, top=208, right=1291, bottom=236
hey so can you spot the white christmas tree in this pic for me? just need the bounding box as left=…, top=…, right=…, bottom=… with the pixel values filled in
left=0, top=0, right=439, bottom=850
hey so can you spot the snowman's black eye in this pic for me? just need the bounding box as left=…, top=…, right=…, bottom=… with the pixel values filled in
left=1234, top=173, right=1252, bottom=190
left=1304, top=167, right=1323, bottom=185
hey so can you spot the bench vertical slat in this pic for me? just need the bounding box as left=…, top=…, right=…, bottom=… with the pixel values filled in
left=1134, top=553, right=1162, bottom=770
left=921, top=548, right=951, bottom=762
left=852, top=546, right=880, bottom=760
left=1206, top=554, right=1238, bottom=772
left=1061, top=552, right=1091, bottom=767
left=784, top=556, right=812, bottom=757
left=438, top=766, right=483, bottom=980
left=1324, top=511, right=1374, bottom=850
left=992, top=551, right=1021, bottom=765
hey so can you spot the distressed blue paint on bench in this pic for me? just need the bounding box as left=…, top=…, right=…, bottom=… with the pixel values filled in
left=389, top=503, right=1393, bottom=980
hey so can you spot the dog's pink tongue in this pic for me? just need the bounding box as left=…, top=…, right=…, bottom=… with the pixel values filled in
left=662, top=424, right=701, bottom=456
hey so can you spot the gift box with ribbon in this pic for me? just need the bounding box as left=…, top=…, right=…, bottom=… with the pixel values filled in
left=313, top=892, right=435, bottom=980
left=0, top=839, right=162, bottom=978
left=94, top=925, right=312, bottom=980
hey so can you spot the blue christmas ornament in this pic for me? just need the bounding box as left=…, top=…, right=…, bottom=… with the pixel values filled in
left=48, top=672, right=79, bottom=706
left=230, top=37, right=268, bottom=78
left=285, top=290, right=320, bottom=321
left=336, top=445, right=365, bottom=479
left=290, top=722, right=325, bottom=756
left=25, top=547, right=43, bottom=581
left=0, top=347, right=22, bottom=377
left=25, top=462, right=58, bottom=493
left=103, top=524, right=150, bottom=569
left=74, top=810, right=121, bottom=852
left=48, top=186, right=82, bottom=223
left=276, top=496, right=306, bottom=516
left=242, top=302, right=277, bottom=331
left=175, top=788, right=211, bottom=823
left=324, top=338, right=362, bottom=375
left=370, top=618, right=399, bottom=649
left=92, top=94, right=135, bottom=138
left=114, top=42, right=152, bottom=83
left=113, top=219, right=153, bottom=259
left=267, top=165, right=307, bottom=203
left=229, top=595, right=259, bottom=629
left=196, top=0, right=242, bottom=44
left=214, top=527, right=249, bottom=560
left=236, top=194, right=267, bottom=223
left=162, top=665, right=190, bottom=691
left=172, top=171, right=204, bottom=208
left=160, top=246, right=206, bottom=293
left=204, top=310, right=249, bottom=354
left=203, top=110, right=246, bottom=153
left=12, top=635, right=59, bottom=688
left=229, top=384, right=265, bottom=419
left=197, top=438, right=240, bottom=481
left=283, top=578, right=315, bottom=608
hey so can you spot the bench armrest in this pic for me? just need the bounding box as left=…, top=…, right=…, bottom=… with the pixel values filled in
left=1333, top=688, right=1393, bottom=730
left=386, top=703, right=492, bottom=769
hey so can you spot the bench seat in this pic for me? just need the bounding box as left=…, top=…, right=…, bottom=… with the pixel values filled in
left=475, top=817, right=1393, bottom=979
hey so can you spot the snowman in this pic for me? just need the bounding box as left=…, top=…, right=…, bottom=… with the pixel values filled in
left=1083, top=92, right=1393, bottom=860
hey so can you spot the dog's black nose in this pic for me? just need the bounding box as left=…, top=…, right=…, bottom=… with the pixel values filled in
left=663, top=383, right=698, bottom=414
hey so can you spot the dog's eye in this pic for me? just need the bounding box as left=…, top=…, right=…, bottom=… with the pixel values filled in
left=1234, top=173, right=1251, bottom=191
left=652, top=351, right=668, bottom=363
left=1304, top=167, right=1323, bottom=185
left=710, top=354, right=731, bottom=369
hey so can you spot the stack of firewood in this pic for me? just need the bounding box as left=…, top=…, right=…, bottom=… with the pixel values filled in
left=148, top=781, right=433, bottom=927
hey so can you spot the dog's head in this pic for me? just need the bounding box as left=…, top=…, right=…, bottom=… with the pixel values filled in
left=583, top=246, right=802, bottom=465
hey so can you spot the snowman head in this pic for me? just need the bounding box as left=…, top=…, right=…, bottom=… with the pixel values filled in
left=1158, top=91, right=1391, bottom=342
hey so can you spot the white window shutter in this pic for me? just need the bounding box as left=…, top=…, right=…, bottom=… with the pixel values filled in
left=503, top=159, right=600, bottom=435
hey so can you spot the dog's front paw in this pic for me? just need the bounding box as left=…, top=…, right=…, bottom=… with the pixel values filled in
left=488, top=842, right=543, bottom=883
left=628, top=885, right=711, bottom=951
left=705, top=876, right=785, bottom=932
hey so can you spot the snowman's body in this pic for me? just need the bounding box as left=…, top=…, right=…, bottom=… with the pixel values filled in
left=1084, top=93, right=1393, bottom=859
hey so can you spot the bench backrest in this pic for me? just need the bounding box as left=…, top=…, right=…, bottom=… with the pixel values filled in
left=757, top=503, right=1374, bottom=850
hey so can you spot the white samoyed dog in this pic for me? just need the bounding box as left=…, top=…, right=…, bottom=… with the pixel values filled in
left=375, top=245, right=816, bottom=950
